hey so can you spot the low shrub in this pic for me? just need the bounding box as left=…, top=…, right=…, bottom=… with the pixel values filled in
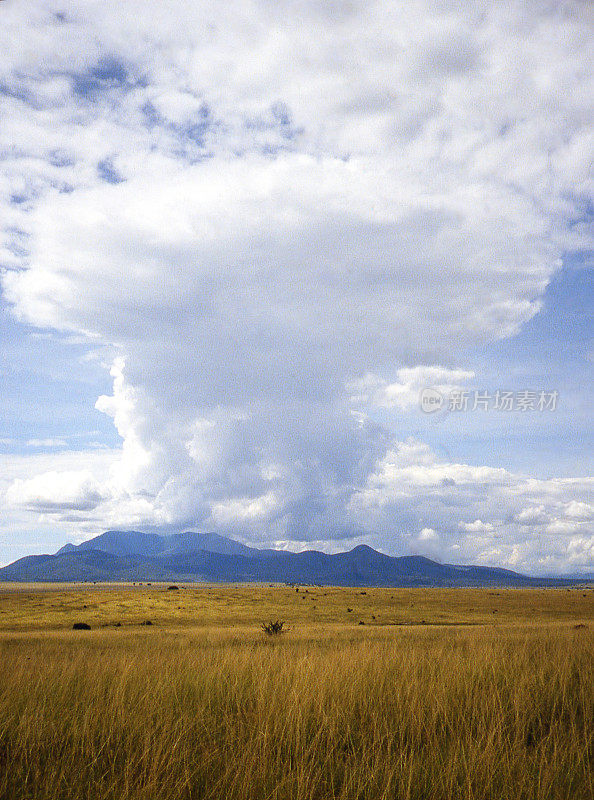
left=262, top=620, right=284, bottom=636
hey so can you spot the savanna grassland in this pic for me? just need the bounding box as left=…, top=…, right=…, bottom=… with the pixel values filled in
left=0, top=583, right=592, bottom=800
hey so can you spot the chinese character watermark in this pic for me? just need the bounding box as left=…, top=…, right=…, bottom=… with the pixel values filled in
left=419, top=388, right=558, bottom=414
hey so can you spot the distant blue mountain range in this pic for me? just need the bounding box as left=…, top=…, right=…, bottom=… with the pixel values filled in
left=0, top=530, right=581, bottom=586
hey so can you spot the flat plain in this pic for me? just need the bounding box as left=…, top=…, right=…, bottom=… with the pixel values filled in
left=0, top=583, right=592, bottom=800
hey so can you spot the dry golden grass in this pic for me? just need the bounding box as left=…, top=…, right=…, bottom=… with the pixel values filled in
left=1, top=583, right=592, bottom=630
left=0, top=585, right=592, bottom=799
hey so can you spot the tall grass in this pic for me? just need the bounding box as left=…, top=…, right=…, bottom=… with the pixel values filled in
left=0, top=625, right=591, bottom=799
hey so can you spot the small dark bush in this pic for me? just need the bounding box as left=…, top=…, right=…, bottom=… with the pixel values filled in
left=72, top=622, right=91, bottom=630
left=262, top=620, right=284, bottom=636
left=167, top=585, right=179, bottom=591
left=141, top=620, right=153, bottom=626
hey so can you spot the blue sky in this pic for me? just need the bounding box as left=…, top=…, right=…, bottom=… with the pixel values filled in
left=0, top=304, right=116, bottom=453
left=0, top=0, right=592, bottom=574
left=391, top=263, right=594, bottom=479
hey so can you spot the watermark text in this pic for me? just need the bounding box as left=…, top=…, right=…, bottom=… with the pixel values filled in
left=420, top=388, right=559, bottom=414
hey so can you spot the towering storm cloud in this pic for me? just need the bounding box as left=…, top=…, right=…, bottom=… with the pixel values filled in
left=1, top=0, right=592, bottom=572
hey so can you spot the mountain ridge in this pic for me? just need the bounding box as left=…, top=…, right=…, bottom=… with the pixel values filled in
left=0, top=530, right=581, bottom=587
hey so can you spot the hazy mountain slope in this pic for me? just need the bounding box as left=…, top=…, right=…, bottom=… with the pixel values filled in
left=57, top=530, right=165, bottom=558
left=159, top=531, right=256, bottom=557
left=0, top=550, right=164, bottom=582
left=56, top=530, right=255, bottom=559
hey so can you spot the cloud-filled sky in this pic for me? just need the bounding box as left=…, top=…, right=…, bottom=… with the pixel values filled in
left=0, top=0, right=592, bottom=574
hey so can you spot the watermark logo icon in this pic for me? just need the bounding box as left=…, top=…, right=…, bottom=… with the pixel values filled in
left=420, top=387, right=444, bottom=413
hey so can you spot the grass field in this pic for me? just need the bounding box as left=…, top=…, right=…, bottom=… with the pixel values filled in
left=0, top=584, right=592, bottom=799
